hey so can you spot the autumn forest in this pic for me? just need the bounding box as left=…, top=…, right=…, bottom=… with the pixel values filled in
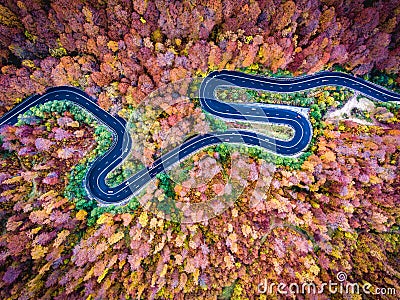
left=0, top=0, right=400, bottom=299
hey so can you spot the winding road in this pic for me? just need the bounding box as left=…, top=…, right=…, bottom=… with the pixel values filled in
left=0, top=71, right=399, bottom=205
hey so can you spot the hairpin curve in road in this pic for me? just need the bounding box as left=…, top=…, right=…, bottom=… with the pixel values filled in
left=1, top=71, right=399, bottom=205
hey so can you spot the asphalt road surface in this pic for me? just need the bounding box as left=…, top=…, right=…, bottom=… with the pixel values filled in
left=1, top=71, right=399, bottom=205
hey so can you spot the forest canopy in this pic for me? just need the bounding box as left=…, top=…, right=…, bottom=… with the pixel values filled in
left=0, top=0, right=399, bottom=299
